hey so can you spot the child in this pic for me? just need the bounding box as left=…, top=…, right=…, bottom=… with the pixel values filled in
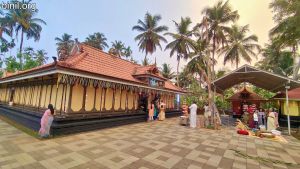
left=253, top=110, right=259, bottom=129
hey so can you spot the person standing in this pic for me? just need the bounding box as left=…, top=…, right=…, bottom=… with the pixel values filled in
left=189, top=101, right=198, bottom=128
left=158, top=100, right=166, bottom=121
left=258, top=108, right=265, bottom=126
left=148, top=101, right=154, bottom=121
left=253, top=110, right=259, bottom=129
left=267, top=108, right=276, bottom=131
left=39, top=104, right=55, bottom=138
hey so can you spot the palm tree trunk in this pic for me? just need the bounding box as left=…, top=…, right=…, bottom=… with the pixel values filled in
left=292, top=45, right=299, bottom=80
left=212, top=33, right=216, bottom=79
left=19, top=29, right=24, bottom=70
left=206, top=57, right=213, bottom=125
left=236, top=60, right=238, bottom=69
left=176, top=58, right=180, bottom=87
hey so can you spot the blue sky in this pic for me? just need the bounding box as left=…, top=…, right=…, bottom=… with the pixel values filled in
left=10, top=0, right=274, bottom=71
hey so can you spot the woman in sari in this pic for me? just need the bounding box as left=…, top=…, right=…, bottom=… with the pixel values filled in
left=148, top=101, right=154, bottom=121
left=39, top=104, right=54, bottom=138
left=267, top=108, right=276, bottom=131
left=158, top=100, right=166, bottom=121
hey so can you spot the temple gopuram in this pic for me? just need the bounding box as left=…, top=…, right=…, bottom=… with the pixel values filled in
left=0, top=44, right=184, bottom=135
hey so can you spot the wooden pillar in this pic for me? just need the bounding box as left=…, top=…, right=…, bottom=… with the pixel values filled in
left=23, top=86, right=27, bottom=106
left=99, top=87, right=103, bottom=111
left=119, top=89, right=123, bottom=111
left=43, top=85, right=48, bottom=108
left=112, top=88, right=115, bottom=111
left=92, top=86, right=97, bottom=112
left=54, top=84, right=59, bottom=111
left=67, top=84, right=74, bottom=113
left=29, top=85, right=34, bottom=106
left=63, top=84, right=68, bottom=113
left=59, top=84, right=65, bottom=115
left=133, top=91, right=136, bottom=110
left=125, top=89, right=129, bottom=112
left=102, top=88, right=107, bottom=111
left=49, top=83, right=54, bottom=105
left=38, top=84, right=43, bottom=111
left=80, top=85, right=87, bottom=112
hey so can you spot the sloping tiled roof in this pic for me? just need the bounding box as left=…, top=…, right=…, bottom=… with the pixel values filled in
left=227, top=87, right=266, bottom=101
left=1, top=44, right=183, bottom=93
left=273, top=87, right=300, bottom=100
left=58, top=44, right=144, bottom=84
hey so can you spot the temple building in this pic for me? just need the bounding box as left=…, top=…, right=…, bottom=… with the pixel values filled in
left=273, top=87, right=300, bottom=127
left=227, top=87, right=266, bottom=118
left=0, top=44, right=184, bottom=134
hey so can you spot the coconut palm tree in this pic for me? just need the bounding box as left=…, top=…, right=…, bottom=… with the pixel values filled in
left=132, top=12, right=168, bottom=60
left=0, top=10, right=14, bottom=42
left=34, top=49, right=48, bottom=66
left=8, top=0, right=46, bottom=67
left=110, top=41, right=125, bottom=57
left=256, top=42, right=293, bottom=77
left=141, top=57, right=151, bottom=66
left=200, top=0, right=239, bottom=76
left=160, top=63, right=175, bottom=79
left=55, top=33, right=74, bottom=60
left=165, top=17, right=195, bottom=86
left=123, top=46, right=132, bottom=58
left=219, top=24, right=261, bottom=69
left=84, top=32, right=108, bottom=50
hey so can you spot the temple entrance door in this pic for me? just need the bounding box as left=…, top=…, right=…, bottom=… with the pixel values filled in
left=9, top=88, right=15, bottom=102
left=138, top=92, right=148, bottom=112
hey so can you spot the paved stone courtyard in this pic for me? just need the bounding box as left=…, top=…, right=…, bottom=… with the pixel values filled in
left=0, top=117, right=300, bottom=169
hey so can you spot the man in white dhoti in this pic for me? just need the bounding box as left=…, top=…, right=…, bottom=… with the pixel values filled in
left=189, top=101, right=198, bottom=128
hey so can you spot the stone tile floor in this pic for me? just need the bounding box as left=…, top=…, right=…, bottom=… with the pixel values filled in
left=0, top=117, right=300, bottom=169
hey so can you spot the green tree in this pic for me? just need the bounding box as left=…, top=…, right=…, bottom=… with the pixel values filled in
left=55, top=33, right=74, bottom=60
left=200, top=0, right=239, bottom=76
left=84, top=32, right=108, bottom=50
left=5, top=56, right=20, bottom=72
left=219, top=24, right=261, bottom=68
left=165, top=17, right=195, bottom=86
left=123, top=46, right=132, bottom=58
left=0, top=10, right=14, bottom=42
left=178, top=67, right=194, bottom=88
left=256, top=42, right=293, bottom=77
left=132, top=12, right=168, bottom=60
left=160, top=63, right=175, bottom=79
left=9, top=0, right=46, bottom=68
left=269, top=0, right=300, bottom=79
left=34, top=49, right=48, bottom=66
left=109, top=40, right=125, bottom=57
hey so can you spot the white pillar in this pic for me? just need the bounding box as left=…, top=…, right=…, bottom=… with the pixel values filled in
left=285, top=85, right=291, bottom=135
